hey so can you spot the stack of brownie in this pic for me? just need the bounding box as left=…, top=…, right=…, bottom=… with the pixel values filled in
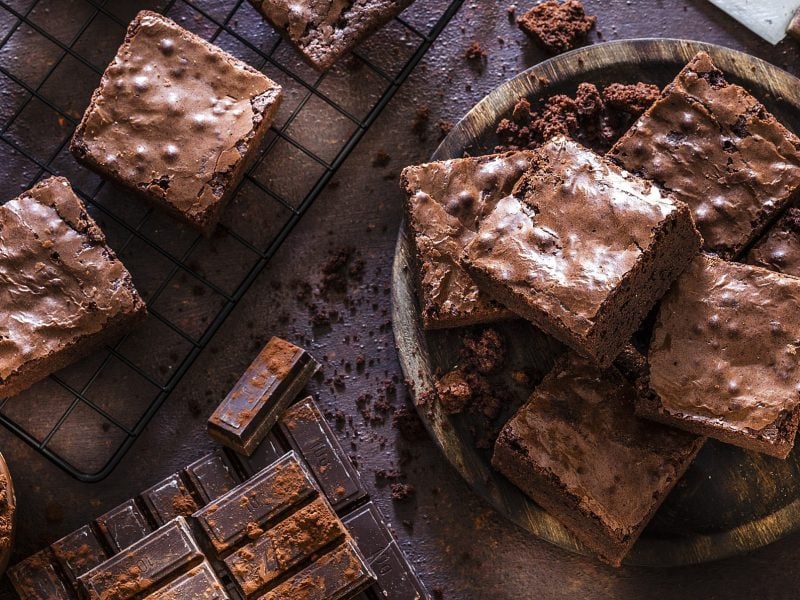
left=401, top=51, right=800, bottom=566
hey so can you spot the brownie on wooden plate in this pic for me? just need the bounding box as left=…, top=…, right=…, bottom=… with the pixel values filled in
left=0, top=177, right=146, bottom=400
left=746, top=205, right=800, bottom=276
left=400, top=152, right=535, bottom=329
left=461, top=137, right=701, bottom=367
left=637, top=254, right=800, bottom=459
left=492, top=352, right=704, bottom=567
left=71, top=11, right=282, bottom=235
left=249, top=0, right=415, bottom=71
left=609, top=52, right=800, bottom=260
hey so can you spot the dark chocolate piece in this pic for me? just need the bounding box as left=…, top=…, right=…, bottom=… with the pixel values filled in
left=193, top=452, right=316, bottom=556
left=609, top=52, right=800, bottom=259
left=255, top=539, right=374, bottom=600
left=70, top=11, right=282, bottom=234
left=280, top=397, right=366, bottom=511
left=400, top=152, right=532, bottom=329
left=462, top=136, right=701, bottom=367
left=8, top=549, right=73, bottom=600
left=96, top=498, right=153, bottom=552
left=517, top=0, right=596, bottom=54
left=141, top=472, right=200, bottom=526
left=50, top=525, right=108, bottom=589
left=236, top=433, right=287, bottom=477
left=78, top=517, right=203, bottom=599
left=247, top=0, right=415, bottom=71
left=0, top=177, right=146, bottom=400
left=638, top=254, right=800, bottom=458
left=143, top=561, right=227, bottom=599
left=224, top=496, right=345, bottom=597
left=208, top=337, right=320, bottom=455
left=185, top=449, right=242, bottom=504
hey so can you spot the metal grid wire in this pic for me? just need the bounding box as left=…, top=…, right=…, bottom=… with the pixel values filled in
left=0, top=0, right=464, bottom=481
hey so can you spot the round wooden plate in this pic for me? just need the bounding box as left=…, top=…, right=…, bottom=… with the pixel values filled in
left=392, top=39, right=800, bottom=566
left=0, top=452, right=16, bottom=576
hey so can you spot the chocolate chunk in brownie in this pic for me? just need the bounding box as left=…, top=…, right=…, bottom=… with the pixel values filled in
left=461, top=137, right=701, bottom=368
left=609, top=52, right=800, bottom=260
left=71, top=11, right=282, bottom=235
left=492, top=352, right=704, bottom=567
left=0, top=177, right=146, bottom=400
left=637, top=254, right=800, bottom=459
left=400, top=152, right=535, bottom=329
left=249, top=0, right=415, bottom=71
left=517, top=0, right=596, bottom=55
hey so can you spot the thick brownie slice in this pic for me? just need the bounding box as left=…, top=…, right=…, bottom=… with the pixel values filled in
left=461, top=137, right=701, bottom=367
left=249, top=0, right=415, bottom=71
left=400, top=152, right=534, bottom=329
left=492, top=352, right=704, bottom=567
left=71, top=11, right=282, bottom=235
left=746, top=205, right=800, bottom=276
left=609, top=51, right=800, bottom=259
left=0, top=177, right=146, bottom=400
left=638, top=254, right=800, bottom=459
left=517, top=0, right=596, bottom=55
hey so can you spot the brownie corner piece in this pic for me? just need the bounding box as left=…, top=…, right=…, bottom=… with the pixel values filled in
left=517, top=0, right=596, bottom=55
left=462, top=137, right=701, bottom=367
left=70, top=10, right=282, bottom=235
left=492, top=352, right=703, bottom=566
left=248, top=0, right=415, bottom=71
left=0, top=177, right=146, bottom=400
left=640, top=253, right=800, bottom=459
left=609, top=51, right=800, bottom=260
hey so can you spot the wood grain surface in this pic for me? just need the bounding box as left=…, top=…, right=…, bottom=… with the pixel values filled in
left=392, top=39, right=800, bottom=566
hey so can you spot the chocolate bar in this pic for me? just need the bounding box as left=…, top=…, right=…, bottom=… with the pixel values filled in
left=143, top=562, right=227, bottom=599
left=237, top=432, right=286, bottom=477
left=50, top=524, right=108, bottom=589
left=95, top=498, right=153, bottom=552
left=185, top=448, right=242, bottom=503
left=208, top=337, right=320, bottom=455
left=141, top=472, right=200, bottom=526
left=280, top=397, right=366, bottom=511
left=8, top=549, right=73, bottom=599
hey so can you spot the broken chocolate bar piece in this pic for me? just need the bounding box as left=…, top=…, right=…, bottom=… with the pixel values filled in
left=237, top=432, right=287, bottom=477
left=8, top=549, right=73, bottom=600
left=209, top=337, right=320, bottom=456
left=143, top=561, right=227, bottom=599
left=141, top=472, right=200, bottom=525
left=280, top=397, right=366, bottom=511
left=185, top=449, right=242, bottom=504
left=50, top=525, right=108, bottom=589
left=78, top=517, right=203, bottom=599
left=95, top=498, right=153, bottom=552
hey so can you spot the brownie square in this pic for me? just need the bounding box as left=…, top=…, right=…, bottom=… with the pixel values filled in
left=609, top=52, right=800, bottom=260
left=746, top=205, right=800, bottom=276
left=461, top=137, right=701, bottom=367
left=400, top=152, right=534, bottom=329
left=71, top=11, right=282, bottom=235
left=0, top=177, right=146, bottom=400
left=517, top=0, right=596, bottom=55
left=249, top=0, right=415, bottom=71
left=638, top=254, right=800, bottom=458
left=492, top=352, right=704, bottom=567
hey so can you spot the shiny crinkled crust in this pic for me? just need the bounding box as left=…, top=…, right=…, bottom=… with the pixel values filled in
left=646, top=254, right=800, bottom=452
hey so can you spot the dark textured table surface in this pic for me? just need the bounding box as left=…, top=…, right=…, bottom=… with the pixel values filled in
left=2, top=1, right=800, bottom=598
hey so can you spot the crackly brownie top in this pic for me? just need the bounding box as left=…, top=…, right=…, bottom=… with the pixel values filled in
left=499, top=352, right=700, bottom=535
left=463, top=137, right=680, bottom=335
left=746, top=206, right=800, bottom=276
left=254, top=0, right=350, bottom=43
left=650, top=253, right=800, bottom=433
left=609, top=52, right=800, bottom=259
left=0, top=177, right=143, bottom=382
left=74, top=11, right=280, bottom=220
left=401, top=152, right=533, bottom=326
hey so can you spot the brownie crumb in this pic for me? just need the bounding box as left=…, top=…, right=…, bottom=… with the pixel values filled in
left=461, top=328, right=506, bottom=374
left=372, top=150, right=391, bottom=168
left=435, top=368, right=473, bottom=414
left=391, top=482, right=416, bottom=501
left=438, top=119, right=455, bottom=140
left=411, top=106, right=431, bottom=139
left=393, top=405, right=428, bottom=441
left=518, top=0, right=596, bottom=55
left=465, top=41, right=487, bottom=61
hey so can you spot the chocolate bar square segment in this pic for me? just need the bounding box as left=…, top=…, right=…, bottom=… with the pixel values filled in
left=746, top=206, right=800, bottom=276
left=400, top=152, right=534, bottom=329
left=142, top=561, right=227, bottom=599
left=208, top=337, right=320, bottom=455
left=236, top=433, right=288, bottom=477
left=79, top=516, right=203, bottom=599
left=70, top=11, right=283, bottom=234
left=492, top=352, right=704, bottom=566
left=8, top=548, right=73, bottom=600
left=609, top=51, right=800, bottom=259
left=341, top=502, right=393, bottom=561
left=185, top=449, right=242, bottom=504
left=254, top=538, right=374, bottom=600
left=50, top=524, right=108, bottom=589
left=96, top=498, right=154, bottom=552
left=0, top=177, right=146, bottom=400
left=247, top=0, right=415, bottom=71
left=638, top=254, right=800, bottom=458
left=225, top=496, right=345, bottom=597
left=280, top=397, right=366, bottom=511
left=461, top=137, right=701, bottom=368
left=141, top=472, right=200, bottom=525
left=192, top=451, right=317, bottom=556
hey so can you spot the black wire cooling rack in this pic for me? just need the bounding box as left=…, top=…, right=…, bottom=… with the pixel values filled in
left=0, top=0, right=464, bottom=481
